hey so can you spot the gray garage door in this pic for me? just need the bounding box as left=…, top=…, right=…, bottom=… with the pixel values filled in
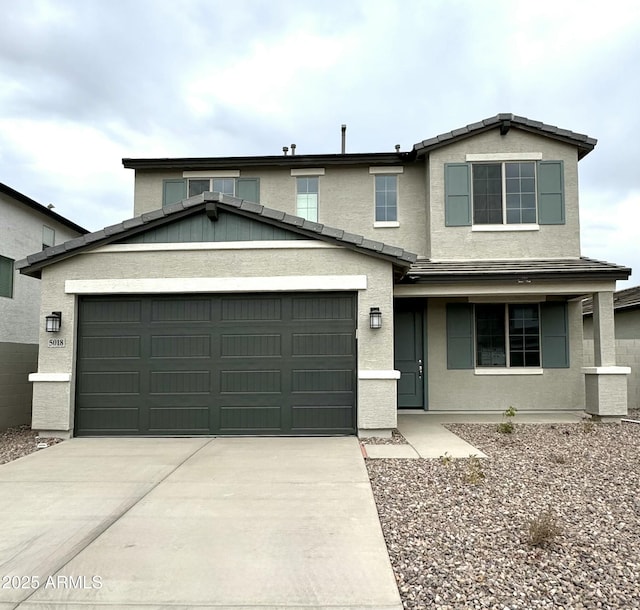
left=75, top=293, right=357, bottom=436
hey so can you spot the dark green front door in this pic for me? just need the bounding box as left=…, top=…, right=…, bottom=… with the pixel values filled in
left=75, top=293, right=356, bottom=436
left=394, top=301, right=425, bottom=409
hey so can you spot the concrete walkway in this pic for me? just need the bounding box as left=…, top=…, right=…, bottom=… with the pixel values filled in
left=363, top=411, right=586, bottom=459
left=0, top=437, right=402, bottom=610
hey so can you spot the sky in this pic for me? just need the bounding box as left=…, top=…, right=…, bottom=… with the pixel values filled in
left=1, top=0, right=639, bottom=287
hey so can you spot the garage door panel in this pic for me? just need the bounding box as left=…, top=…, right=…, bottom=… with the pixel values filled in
left=219, top=405, right=282, bottom=432
left=221, top=297, right=281, bottom=321
left=149, top=370, right=211, bottom=395
left=76, top=293, right=356, bottom=436
left=220, top=370, right=281, bottom=394
left=150, top=335, right=211, bottom=358
left=151, top=298, right=211, bottom=322
left=220, top=334, right=282, bottom=358
left=148, top=406, right=210, bottom=433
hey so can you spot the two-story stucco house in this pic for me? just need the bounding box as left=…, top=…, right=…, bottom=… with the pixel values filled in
left=17, top=114, right=631, bottom=438
left=0, top=183, right=87, bottom=429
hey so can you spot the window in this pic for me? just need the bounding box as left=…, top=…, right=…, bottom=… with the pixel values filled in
left=472, top=162, right=536, bottom=224
left=475, top=304, right=540, bottom=367
left=296, top=177, right=318, bottom=222
left=189, top=178, right=235, bottom=197
left=0, top=256, right=14, bottom=298
left=162, top=178, right=260, bottom=207
left=444, top=160, right=564, bottom=227
left=375, top=175, right=397, bottom=222
left=42, top=225, right=55, bottom=250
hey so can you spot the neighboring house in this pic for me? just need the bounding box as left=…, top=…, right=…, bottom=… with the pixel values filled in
left=0, top=183, right=87, bottom=429
left=17, top=114, right=631, bottom=439
left=583, top=286, right=640, bottom=410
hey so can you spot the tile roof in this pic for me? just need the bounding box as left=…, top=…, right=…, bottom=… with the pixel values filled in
left=0, top=182, right=88, bottom=235
left=412, top=113, right=597, bottom=160
left=582, top=286, right=640, bottom=315
left=404, top=257, right=631, bottom=282
left=16, top=192, right=417, bottom=278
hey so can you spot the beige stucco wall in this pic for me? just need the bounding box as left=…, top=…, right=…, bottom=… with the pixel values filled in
left=426, top=129, right=581, bottom=260
left=426, top=297, right=585, bottom=411
left=132, top=165, right=428, bottom=255
left=32, top=243, right=398, bottom=436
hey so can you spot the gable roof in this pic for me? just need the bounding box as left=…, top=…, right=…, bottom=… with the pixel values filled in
left=412, top=113, right=596, bottom=160
left=582, top=286, right=640, bottom=315
left=16, top=192, right=417, bottom=279
left=404, top=257, right=631, bottom=283
left=0, top=182, right=89, bottom=235
left=122, top=113, right=595, bottom=170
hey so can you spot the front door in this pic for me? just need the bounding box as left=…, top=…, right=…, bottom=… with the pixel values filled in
left=394, top=301, right=425, bottom=409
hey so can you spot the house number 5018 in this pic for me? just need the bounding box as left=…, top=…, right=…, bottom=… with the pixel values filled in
left=47, top=338, right=66, bottom=348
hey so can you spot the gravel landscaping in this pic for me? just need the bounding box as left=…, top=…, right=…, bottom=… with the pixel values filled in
left=367, top=411, right=640, bottom=610
left=0, top=425, right=62, bottom=465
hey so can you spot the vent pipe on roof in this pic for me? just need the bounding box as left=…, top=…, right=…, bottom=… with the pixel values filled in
left=341, top=124, right=346, bottom=154
left=291, top=143, right=296, bottom=156
left=395, top=144, right=400, bottom=152
left=282, top=146, right=289, bottom=156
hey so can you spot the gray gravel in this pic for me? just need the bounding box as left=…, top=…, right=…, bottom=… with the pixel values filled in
left=362, top=429, right=409, bottom=445
left=0, top=425, right=62, bottom=465
left=367, top=413, right=640, bottom=610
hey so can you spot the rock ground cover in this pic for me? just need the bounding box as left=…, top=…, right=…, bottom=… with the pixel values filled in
left=367, top=412, right=640, bottom=610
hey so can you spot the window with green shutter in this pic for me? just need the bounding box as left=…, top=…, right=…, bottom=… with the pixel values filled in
left=0, top=256, right=14, bottom=298
left=540, top=301, right=569, bottom=367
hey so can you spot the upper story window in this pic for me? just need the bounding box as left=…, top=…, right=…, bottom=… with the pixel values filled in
left=473, top=162, right=536, bottom=224
left=375, top=175, right=397, bottom=222
left=370, top=166, right=403, bottom=227
left=296, top=177, right=318, bottom=222
left=0, top=255, right=14, bottom=298
left=189, top=178, right=235, bottom=197
left=162, top=175, right=260, bottom=207
left=42, top=225, right=55, bottom=250
left=444, top=158, right=564, bottom=228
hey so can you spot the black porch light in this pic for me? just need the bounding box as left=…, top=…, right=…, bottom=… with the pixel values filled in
left=369, top=307, right=382, bottom=329
left=45, top=311, right=62, bottom=332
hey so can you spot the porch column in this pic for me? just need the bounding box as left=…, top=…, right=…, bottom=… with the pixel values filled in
left=582, top=290, right=630, bottom=421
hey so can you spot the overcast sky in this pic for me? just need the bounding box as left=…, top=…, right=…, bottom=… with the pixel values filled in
left=1, top=0, right=638, bottom=287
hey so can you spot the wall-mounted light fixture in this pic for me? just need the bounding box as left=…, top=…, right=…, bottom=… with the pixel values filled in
left=369, top=307, right=382, bottom=329
left=45, top=311, right=62, bottom=332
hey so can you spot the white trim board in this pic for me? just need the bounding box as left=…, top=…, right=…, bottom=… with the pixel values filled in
left=369, top=166, right=404, bottom=174
left=96, top=241, right=338, bottom=253
left=183, top=170, right=241, bottom=178
left=65, top=275, right=368, bottom=295
left=29, top=373, right=71, bottom=382
left=358, top=370, right=401, bottom=380
left=466, top=153, right=543, bottom=161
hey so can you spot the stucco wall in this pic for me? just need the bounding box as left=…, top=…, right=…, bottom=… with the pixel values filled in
left=426, top=129, right=581, bottom=260
left=0, top=194, right=82, bottom=344
left=32, top=243, right=398, bottom=435
left=427, top=298, right=585, bottom=411
left=132, top=165, right=428, bottom=255
left=584, top=309, right=640, bottom=409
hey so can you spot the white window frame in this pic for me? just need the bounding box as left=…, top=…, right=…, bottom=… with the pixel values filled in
left=370, top=166, right=402, bottom=227
left=296, top=176, right=319, bottom=222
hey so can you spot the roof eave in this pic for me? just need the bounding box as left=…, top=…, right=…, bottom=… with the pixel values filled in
left=404, top=269, right=631, bottom=283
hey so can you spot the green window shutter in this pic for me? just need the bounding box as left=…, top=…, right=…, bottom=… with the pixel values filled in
left=537, top=161, right=564, bottom=224
left=540, top=302, right=569, bottom=368
left=236, top=178, right=260, bottom=203
left=446, top=303, right=474, bottom=369
left=0, top=256, right=14, bottom=298
left=162, top=179, right=187, bottom=207
left=445, top=163, right=471, bottom=226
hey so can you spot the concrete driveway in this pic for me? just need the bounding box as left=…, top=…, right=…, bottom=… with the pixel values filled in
left=0, top=437, right=401, bottom=610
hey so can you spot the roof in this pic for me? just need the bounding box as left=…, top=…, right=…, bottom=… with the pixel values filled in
left=403, top=257, right=631, bottom=283
left=16, top=192, right=417, bottom=279
left=412, top=113, right=597, bottom=160
left=582, top=286, right=640, bottom=315
left=122, top=113, right=596, bottom=170
left=0, top=182, right=89, bottom=235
